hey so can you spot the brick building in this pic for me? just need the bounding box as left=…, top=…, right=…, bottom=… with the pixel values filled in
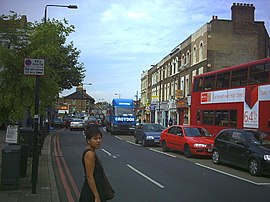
left=140, top=3, right=270, bottom=127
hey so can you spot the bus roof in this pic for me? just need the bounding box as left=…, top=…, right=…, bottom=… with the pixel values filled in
left=112, top=98, right=134, bottom=106
left=194, top=57, right=270, bottom=78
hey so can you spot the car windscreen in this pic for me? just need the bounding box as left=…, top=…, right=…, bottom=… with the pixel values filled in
left=247, top=131, right=270, bottom=145
left=143, top=124, right=164, bottom=132
left=184, top=127, right=212, bottom=137
left=72, top=119, right=83, bottom=122
left=115, top=107, right=134, bottom=116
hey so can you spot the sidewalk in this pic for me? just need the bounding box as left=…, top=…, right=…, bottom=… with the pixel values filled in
left=0, top=129, right=60, bottom=202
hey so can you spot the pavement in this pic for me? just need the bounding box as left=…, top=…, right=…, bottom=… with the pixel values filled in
left=0, top=129, right=60, bottom=202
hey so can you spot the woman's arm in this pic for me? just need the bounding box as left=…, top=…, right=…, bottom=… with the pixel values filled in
left=84, top=151, right=100, bottom=201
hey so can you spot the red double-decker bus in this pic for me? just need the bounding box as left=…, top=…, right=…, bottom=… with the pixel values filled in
left=190, top=58, right=270, bottom=136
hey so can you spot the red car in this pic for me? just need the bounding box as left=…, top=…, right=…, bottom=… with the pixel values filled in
left=160, top=125, right=214, bottom=158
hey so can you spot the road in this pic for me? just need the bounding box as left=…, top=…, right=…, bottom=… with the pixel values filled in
left=52, top=128, right=270, bottom=202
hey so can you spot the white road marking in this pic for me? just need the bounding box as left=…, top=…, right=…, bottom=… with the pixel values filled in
left=196, top=163, right=270, bottom=186
left=127, top=164, right=165, bottom=188
left=149, top=148, right=176, bottom=158
left=101, top=149, right=117, bottom=158
left=126, top=140, right=141, bottom=146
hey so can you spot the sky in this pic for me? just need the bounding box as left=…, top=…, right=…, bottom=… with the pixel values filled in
left=1, top=0, right=269, bottom=103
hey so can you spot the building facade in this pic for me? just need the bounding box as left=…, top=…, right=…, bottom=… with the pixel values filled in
left=140, top=3, right=270, bottom=127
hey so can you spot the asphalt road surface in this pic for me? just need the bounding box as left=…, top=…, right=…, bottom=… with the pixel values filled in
left=52, top=128, right=270, bottom=202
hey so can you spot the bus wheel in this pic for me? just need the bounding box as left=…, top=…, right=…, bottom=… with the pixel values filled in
left=184, top=144, right=192, bottom=158
left=162, top=141, right=169, bottom=152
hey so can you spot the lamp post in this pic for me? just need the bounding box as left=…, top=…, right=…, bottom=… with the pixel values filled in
left=115, top=93, right=121, bottom=98
left=31, top=4, right=78, bottom=194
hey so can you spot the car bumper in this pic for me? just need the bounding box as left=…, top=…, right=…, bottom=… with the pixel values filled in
left=190, top=147, right=213, bottom=156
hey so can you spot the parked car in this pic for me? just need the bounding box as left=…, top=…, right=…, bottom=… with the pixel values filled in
left=52, top=118, right=64, bottom=128
left=160, top=125, right=214, bottom=158
left=70, top=119, right=85, bottom=131
left=86, top=116, right=99, bottom=127
left=63, top=117, right=73, bottom=128
left=95, top=113, right=106, bottom=126
left=134, top=123, right=164, bottom=146
left=212, top=128, right=270, bottom=176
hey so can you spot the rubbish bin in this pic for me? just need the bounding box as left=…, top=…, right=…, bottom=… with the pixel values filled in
left=1, top=144, right=21, bottom=190
left=18, top=127, right=34, bottom=156
left=8, top=143, right=28, bottom=177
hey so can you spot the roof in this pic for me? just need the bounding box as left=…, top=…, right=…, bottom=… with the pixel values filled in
left=64, top=90, right=95, bottom=101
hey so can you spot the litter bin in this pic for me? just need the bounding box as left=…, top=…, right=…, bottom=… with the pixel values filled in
left=8, top=143, right=28, bottom=177
left=1, top=144, right=21, bottom=190
left=18, top=127, right=34, bottom=156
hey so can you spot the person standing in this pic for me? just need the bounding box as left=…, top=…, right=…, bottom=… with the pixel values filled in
left=79, top=126, right=114, bottom=202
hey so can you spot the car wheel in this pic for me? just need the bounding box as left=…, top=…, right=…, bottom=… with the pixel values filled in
left=135, top=137, right=139, bottom=144
left=142, top=139, right=147, bottom=147
left=184, top=144, right=192, bottom=158
left=212, top=150, right=221, bottom=164
left=248, top=158, right=262, bottom=176
left=162, top=141, right=169, bottom=152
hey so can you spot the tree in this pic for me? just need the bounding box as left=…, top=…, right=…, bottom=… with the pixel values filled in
left=0, top=12, right=85, bottom=125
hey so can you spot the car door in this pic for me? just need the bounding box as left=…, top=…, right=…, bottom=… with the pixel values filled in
left=173, top=126, right=185, bottom=151
left=166, top=126, right=177, bottom=149
left=227, top=131, right=248, bottom=167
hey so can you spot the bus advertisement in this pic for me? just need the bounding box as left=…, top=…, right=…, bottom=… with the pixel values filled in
left=191, top=58, right=270, bottom=136
left=106, top=98, right=136, bottom=135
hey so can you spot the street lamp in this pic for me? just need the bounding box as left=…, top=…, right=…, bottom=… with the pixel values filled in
left=115, top=93, right=121, bottom=98
left=44, top=4, right=78, bottom=22
left=31, top=4, right=78, bottom=195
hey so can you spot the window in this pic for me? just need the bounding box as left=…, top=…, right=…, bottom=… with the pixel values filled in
left=217, top=131, right=231, bottom=142
left=203, top=75, right=216, bottom=90
left=202, top=110, right=214, bottom=125
left=193, top=77, right=203, bottom=92
left=193, top=46, right=197, bottom=64
left=215, top=110, right=229, bottom=126
left=199, top=42, right=203, bottom=61
left=249, top=63, right=270, bottom=84
left=229, top=110, right=237, bottom=127
left=216, top=72, right=230, bottom=89
left=168, top=126, right=176, bottom=134
left=231, top=68, right=248, bottom=87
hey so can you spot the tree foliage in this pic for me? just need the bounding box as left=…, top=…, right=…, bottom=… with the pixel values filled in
left=0, top=12, right=85, bottom=124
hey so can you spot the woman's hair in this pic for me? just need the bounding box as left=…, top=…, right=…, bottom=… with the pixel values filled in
left=84, top=125, right=102, bottom=140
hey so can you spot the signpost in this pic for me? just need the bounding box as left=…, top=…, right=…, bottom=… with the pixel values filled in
left=24, top=58, right=44, bottom=194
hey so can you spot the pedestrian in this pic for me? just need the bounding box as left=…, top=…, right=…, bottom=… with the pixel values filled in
left=169, top=118, right=173, bottom=126
left=79, top=125, right=114, bottom=202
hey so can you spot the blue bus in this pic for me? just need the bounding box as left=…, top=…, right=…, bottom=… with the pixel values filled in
left=106, top=98, right=136, bottom=135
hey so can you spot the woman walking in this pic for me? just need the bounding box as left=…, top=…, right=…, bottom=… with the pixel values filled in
left=79, top=126, right=114, bottom=202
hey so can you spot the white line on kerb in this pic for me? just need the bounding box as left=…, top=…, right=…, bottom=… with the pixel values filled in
left=149, top=148, right=176, bottom=158
left=127, top=164, right=165, bottom=188
left=115, top=136, right=123, bottom=141
left=195, top=163, right=270, bottom=186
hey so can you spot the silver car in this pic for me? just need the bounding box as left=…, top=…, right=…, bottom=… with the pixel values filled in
left=70, top=119, right=85, bottom=131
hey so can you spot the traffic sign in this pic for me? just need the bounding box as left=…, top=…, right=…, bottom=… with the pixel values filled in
left=24, top=58, right=44, bottom=75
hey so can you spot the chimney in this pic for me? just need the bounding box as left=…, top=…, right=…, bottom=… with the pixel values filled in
left=231, top=2, right=255, bottom=24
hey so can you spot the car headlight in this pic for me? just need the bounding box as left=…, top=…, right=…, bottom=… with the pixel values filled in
left=264, top=155, right=270, bottom=161
left=146, top=136, right=154, bottom=140
left=193, top=143, right=207, bottom=148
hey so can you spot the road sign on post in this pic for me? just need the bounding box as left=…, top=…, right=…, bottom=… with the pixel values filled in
left=24, top=58, right=44, bottom=76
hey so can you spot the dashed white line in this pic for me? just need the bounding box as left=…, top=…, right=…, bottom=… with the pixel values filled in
left=195, top=163, right=270, bottom=186
left=101, top=148, right=117, bottom=158
left=127, top=164, right=165, bottom=188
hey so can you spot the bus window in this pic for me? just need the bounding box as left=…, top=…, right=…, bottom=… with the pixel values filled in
left=231, top=68, right=248, bottom=87
left=249, top=63, right=270, bottom=84
left=203, top=75, right=216, bottom=91
left=215, top=110, right=229, bottom=126
left=217, top=72, right=230, bottom=89
left=193, top=78, right=203, bottom=92
left=202, top=110, right=214, bottom=125
left=229, top=110, right=237, bottom=127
